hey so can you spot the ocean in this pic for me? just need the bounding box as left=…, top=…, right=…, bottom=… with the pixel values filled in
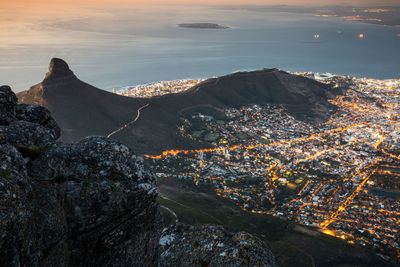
left=1, top=4, right=399, bottom=92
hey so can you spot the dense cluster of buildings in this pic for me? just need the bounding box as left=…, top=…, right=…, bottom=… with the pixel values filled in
left=116, top=79, right=204, bottom=98
left=146, top=74, right=400, bottom=262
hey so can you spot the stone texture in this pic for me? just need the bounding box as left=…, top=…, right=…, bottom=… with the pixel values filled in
left=0, top=120, right=57, bottom=147
left=0, top=86, right=162, bottom=266
left=28, top=136, right=161, bottom=266
left=0, top=144, right=36, bottom=266
left=159, top=223, right=277, bottom=267
left=0, top=87, right=60, bottom=147
left=16, top=104, right=61, bottom=138
left=0, top=85, right=17, bottom=125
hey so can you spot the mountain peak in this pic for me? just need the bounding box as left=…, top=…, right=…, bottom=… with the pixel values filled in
left=18, top=60, right=335, bottom=154
left=43, top=58, right=76, bottom=83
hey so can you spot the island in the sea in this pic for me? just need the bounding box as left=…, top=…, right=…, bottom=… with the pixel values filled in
left=178, top=23, right=229, bottom=29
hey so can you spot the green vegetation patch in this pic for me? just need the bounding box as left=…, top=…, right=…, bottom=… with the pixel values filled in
left=17, top=145, right=49, bottom=160
left=157, top=176, right=388, bottom=267
left=192, top=131, right=204, bottom=138
left=204, top=133, right=219, bottom=142
left=0, top=169, right=12, bottom=178
left=157, top=176, right=288, bottom=240
left=259, top=138, right=271, bottom=144
left=236, top=133, right=248, bottom=140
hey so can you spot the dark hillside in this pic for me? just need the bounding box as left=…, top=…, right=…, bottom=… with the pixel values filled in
left=18, top=59, right=336, bottom=155
left=17, top=59, right=146, bottom=143
left=116, top=68, right=335, bottom=154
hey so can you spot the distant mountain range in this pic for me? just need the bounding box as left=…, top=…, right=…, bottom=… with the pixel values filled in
left=224, top=5, right=400, bottom=27
left=18, top=58, right=336, bottom=155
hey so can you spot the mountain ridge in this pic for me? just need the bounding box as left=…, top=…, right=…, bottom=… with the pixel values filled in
left=18, top=59, right=147, bottom=144
left=1, top=85, right=277, bottom=266
left=17, top=58, right=337, bottom=155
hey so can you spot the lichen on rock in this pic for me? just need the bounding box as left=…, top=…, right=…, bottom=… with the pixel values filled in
left=0, top=85, right=17, bottom=125
left=0, top=144, right=36, bottom=266
left=159, top=223, right=277, bottom=267
left=0, top=85, right=162, bottom=266
left=16, top=104, right=61, bottom=138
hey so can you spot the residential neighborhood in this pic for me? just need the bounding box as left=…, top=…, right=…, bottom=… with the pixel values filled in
left=145, top=74, right=400, bottom=261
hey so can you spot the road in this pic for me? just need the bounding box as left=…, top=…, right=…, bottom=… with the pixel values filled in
left=160, top=205, right=178, bottom=223
left=107, top=103, right=149, bottom=138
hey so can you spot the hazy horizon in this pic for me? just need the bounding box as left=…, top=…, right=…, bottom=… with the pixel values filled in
left=3, top=0, right=400, bottom=8
left=1, top=0, right=399, bottom=92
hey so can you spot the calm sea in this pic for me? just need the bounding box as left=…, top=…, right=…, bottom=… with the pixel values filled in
left=1, top=4, right=399, bottom=92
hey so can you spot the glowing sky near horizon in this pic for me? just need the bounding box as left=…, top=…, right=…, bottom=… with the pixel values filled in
left=2, top=0, right=400, bottom=7
left=1, top=0, right=399, bottom=92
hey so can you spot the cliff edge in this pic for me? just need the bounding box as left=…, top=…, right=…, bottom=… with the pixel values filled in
left=1, top=85, right=161, bottom=266
left=2, top=85, right=277, bottom=266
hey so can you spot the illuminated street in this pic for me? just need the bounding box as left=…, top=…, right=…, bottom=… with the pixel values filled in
left=146, top=74, right=400, bottom=262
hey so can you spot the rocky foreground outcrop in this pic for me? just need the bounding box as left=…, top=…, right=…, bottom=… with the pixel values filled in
left=0, top=85, right=161, bottom=266
left=1, top=85, right=277, bottom=266
left=159, top=223, right=277, bottom=267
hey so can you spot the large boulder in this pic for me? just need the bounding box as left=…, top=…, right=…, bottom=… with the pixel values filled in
left=28, top=136, right=161, bottom=266
left=0, top=120, right=58, bottom=147
left=0, top=145, right=36, bottom=266
left=0, top=86, right=162, bottom=266
left=0, top=85, right=17, bottom=125
left=159, top=223, right=277, bottom=267
left=16, top=104, right=61, bottom=138
left=0, top=86, right=60, bottom=147
left=0, top=134, right=162, bottom=266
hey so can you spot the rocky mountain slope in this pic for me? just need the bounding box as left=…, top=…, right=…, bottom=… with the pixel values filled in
left=18, top=58, right=336, bottom=155
left=1, top=85, right=277, bottom=266
left=159, top=223, right=276, bottom=266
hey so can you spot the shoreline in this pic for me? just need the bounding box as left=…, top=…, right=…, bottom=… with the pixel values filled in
left=114, top=71, right=400, bottom=95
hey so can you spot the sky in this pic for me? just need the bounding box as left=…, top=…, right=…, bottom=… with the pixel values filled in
left=1, top=0, right=399, bottom=91
left=2, top=0, right=400, bottom=7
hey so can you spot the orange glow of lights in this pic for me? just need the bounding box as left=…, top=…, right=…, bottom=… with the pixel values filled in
left=320, top=167, right=378, bottom=229
left=322, top=229, right=335, bottom=236
left=145, top=124, right=365, bottom=159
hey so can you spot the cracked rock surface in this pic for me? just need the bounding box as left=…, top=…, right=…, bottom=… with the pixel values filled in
left=159, top=223, right=277, bottom=267
left=0, top=86, right=161, bottom=266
